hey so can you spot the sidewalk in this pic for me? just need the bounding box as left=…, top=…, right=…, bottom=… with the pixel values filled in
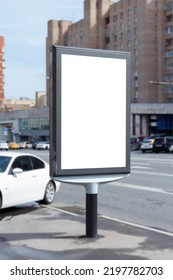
left=0, top=204, right=173, bottom=260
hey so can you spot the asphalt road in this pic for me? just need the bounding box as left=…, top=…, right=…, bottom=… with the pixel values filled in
left=28, top=149, right=173, bottom=234
left=1, top=149, right=173, bottom=260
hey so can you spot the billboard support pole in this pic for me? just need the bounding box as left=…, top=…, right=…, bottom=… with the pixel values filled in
left=85, top=183, right=99, bottom=238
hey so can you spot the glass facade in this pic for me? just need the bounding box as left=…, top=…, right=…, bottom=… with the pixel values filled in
left=19, top=118, right=49, bottom=131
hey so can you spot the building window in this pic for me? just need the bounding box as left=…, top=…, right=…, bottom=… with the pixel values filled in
left=120, top=22, right=124, bottom=29
left=135, top=59, right=138, bottom=66
left=165, top=61, right=173, bottom=69
left=165, top=25, right=173, bottom=34
left=134, top=38, right=138, bottom=45
left=19, top=118, right=49, bottom=131
left=134, top=79, right=138, bottom=87
left=105, top=27, right=110, bottom=36
left=105, top=37, right=110, bottom=45
left=165, top=2, right=172, bottom=11
left=105, top=17, right=110, bottom=25
left=134, top=70, right=138, bottom=77
left=113, top=24, right=117, bottom=33
left=165, top=50, right=173, bottom=57
left=120, top=12, right=124, bottom=19
left=113, top=15, right=117, bottom=22
left=134, top=16, right=138, bottom=24
left=135, top=89, right=138, bottom=99
left=166, top=14, right=173, bottom=22
left=165, top=74, right=173, bottom=81
left=127, top=19, right=131, bottom=27
left=80, top=31, right=84, bottom=39
left=165, top=38, right=173, bottom=46
left=165, top=85, right=173, bottom=92
left=127, top=30, right=131, bottom=37
left=127, top=9, right=131, bottom=16
left=128, top=40, right=131, bottom=47
left=120, top=32, right=123, bottom=40
left=113, top=34, right=117, bottom=41
left=134, top=27, right=138, bottom=34
left=134, top=48, right=138, bottom=55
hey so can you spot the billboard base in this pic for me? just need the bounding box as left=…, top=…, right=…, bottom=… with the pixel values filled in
left=54, top=174, right=130, bottom=238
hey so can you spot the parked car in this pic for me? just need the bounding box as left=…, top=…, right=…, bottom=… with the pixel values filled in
left=26, top=141, right=33, bottom=149
left=9, top=142, right=19, bottom=150
left=36, top=141, right=50, bottom=150
left=0, top=140, right=9, bottom=151
left=32, top=141, right=40, bottom=150
left=169, top=145, right=173, bottom=153
left=153, top=136, right=173, bottom=153
left=141, top=138, right=155, bottom=153
left=18, top=141, right=27, bottom=149
left=130, top=136, right=141, bottom=151
left=0, top=152, right=60, bottom=209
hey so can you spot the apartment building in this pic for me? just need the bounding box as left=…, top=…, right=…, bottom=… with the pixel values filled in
left=46, top=0, right=173, bottom=136
left=0, top=36, right=5, bottom=111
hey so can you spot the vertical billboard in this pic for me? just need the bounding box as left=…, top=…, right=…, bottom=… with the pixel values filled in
left=50, top=46, right=130, bottom=179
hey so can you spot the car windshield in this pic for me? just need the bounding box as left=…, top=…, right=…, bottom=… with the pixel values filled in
left=143, top=138, right=153, bottom=143
left=155, top=138, right=163, bottom=144
left=0, top=156, right=11, bottom=172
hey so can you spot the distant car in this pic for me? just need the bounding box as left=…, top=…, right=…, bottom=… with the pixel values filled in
left=26, top=142, right=33, bottom=149
left=18, top=141, right=27, bottom=149
left=169, top=145, right=173, bottom=153
left=130, top=136, right=141, bottom=151
left=153, top=136, right=173, bottom=153
left=0, top=152, right=60, bottom=209
left=32, top=141, right=40, bottom=150
left=141, top=138, right=155, bottom=153
left=36, top=141, right=50, bottom=150
left=0, top=140, right=9, bottom=151
left=9, top=142, right=19, bottom=150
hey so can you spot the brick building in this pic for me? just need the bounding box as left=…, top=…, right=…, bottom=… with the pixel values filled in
left=46, top=0, right=173, bottom=136
left=0, top=36, right=5, bottom=111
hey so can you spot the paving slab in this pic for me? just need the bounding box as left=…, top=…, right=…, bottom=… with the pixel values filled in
left=0, top=204, right=173, bottom=260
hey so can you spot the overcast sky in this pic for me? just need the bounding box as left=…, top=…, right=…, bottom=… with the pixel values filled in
left=0, top=0, right=84, bottom=99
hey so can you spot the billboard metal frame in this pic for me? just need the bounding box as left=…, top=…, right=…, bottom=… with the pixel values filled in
left=50, top=46, right=130, bottom=181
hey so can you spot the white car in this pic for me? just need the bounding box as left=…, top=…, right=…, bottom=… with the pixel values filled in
left=141, top=138, right=155, bottom=153
left=36, top=141, right=50, bottom=150
left=169, top=145, right=173, bottom=153
left=0, top=152, right=60, bottom=209
left=0, top=140, right=9, bottom=151
left=18, top=141, right=27, bottom=149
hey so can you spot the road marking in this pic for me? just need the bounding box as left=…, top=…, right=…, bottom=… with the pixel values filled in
left=41, top=204, right=79, bottom=216
left=43, top=204, right=173, bottom=238
left=132, top=165, right=153, bottom=170
left=132, top=170, right=173, bottom=177
left=109, top=181, right=173, bottom=195
left=101, top=215, right=173, bottom=237
left=132, top=157, right=173, bottom=163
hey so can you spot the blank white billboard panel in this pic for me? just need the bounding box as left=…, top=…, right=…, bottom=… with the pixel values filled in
left=61, top=54, right=126, bottom=169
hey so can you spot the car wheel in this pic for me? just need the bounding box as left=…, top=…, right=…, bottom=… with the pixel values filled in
left=42, top=181, right=55, bottom=204
left=142, top=150, right=145, bottom=153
